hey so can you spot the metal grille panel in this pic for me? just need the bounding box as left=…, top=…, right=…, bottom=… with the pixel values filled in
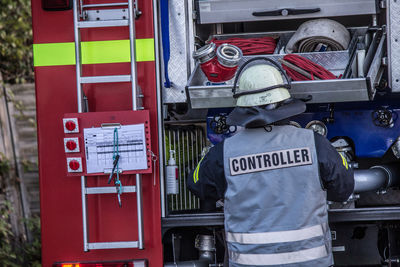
left=164, top=126, right=206, bottom=211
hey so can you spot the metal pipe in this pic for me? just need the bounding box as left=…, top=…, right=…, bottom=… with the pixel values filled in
left=173, top=130, right=177, bottom=209
left=128, top=0, right=138, bottom=110
left=165, top=235, right=215, bottom=267
left=177, top=131, right=183, bottom=210
left=199, top=129, right=204, bottom=208
left=182, top=131, right=187, bottom=209
left=136, top=173, right=144, bottom=249
left=168, top=130, right=174, bottom=211
left=185, top=131, right=190, bottom=209
left=279, top=59, right=320, bottom=80
left=354, top=165, right=400, bottom=193
left=81, top=176, right=88, bottom=251
left=354, top=168, right=387, bottom=193
left=152, top=0, right=166, bottom=218
left=164, top=260, right=210, bottom=267
left=191, top=131, right=196, bottom=208
left=195, top=235, right=215, bottom=262
left=128, top=0, right=144, bottom=248
left=74, top=0, right=88, bottom=251
left=195, top=129, right=199, bottom=209
left=73, top=0, right=83, bottom=113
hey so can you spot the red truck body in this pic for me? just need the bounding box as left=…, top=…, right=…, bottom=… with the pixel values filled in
left=31, top=0, right=163, bottom=266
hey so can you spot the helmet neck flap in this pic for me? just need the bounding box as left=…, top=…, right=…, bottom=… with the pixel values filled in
left=227, top=98, right=306, bottom=128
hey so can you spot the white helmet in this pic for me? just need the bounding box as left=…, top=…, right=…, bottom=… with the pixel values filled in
left=233, top=57, right=291, bottom=107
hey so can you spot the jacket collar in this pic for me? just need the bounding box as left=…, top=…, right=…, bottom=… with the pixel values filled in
left=226, top=99, right=306, bottom=128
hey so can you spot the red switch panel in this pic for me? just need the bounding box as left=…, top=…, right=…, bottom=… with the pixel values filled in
left=64, top=137, right=80, bottom=153
left=63, top=118, right=79, bottom=133
left=63, top=110, right=153, bottom=176
left=66, top=157, right=83, bottom=172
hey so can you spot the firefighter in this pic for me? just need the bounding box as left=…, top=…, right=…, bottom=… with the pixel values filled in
left=187, top=58, right=354, bottom=267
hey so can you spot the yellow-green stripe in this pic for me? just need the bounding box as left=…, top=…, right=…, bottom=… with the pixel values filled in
left=33, top=38, right=155, bottom=67
left=193, top=156, right=205, bottom=184
left=340, top=154, right=349, bottom=170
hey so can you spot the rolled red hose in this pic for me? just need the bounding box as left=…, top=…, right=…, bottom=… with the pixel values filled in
left=282, top=54, right=338, bottom=81
left=211, top=37, right=277, bottom=55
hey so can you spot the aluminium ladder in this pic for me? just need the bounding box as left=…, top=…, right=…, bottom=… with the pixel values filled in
left=72, top=0, right=144, bottom=251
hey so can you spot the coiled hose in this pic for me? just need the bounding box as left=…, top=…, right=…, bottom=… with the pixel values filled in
left=281, top=54, right=338, bottom=81
left=285, top=19, right=350, bottom=53
left=211, top=37, right=277, bottom=55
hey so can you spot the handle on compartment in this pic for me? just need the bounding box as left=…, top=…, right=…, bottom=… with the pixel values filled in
left=252, top=8, right=321, bottom=17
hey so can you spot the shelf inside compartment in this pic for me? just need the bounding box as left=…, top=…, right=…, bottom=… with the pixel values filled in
left=187, top=28, right=385, bottom=109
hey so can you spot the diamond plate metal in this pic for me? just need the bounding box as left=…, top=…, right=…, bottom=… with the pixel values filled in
left=187, top=76, right=370, bottom=109
left=188, top=52, right=350, bottom=87
left=186, top=50, right=371, bottom=109
left=163, top=0, right=190, bottom=103
left=388, top=0, right=400, bottom=91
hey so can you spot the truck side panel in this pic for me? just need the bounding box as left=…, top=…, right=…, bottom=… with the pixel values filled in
left=31, top=0, right=163, bottom=266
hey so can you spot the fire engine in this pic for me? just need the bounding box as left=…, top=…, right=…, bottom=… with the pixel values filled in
left=31, top=0, right=400, bottom=266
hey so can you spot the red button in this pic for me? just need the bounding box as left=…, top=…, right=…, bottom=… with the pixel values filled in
left=69, top=160, right=80, bottom=171
left=66, top=140, right=77, bottom=151
left=65, top=120, right=76, bottom=131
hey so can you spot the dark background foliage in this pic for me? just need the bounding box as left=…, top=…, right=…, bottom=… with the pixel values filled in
left=0, top=0, right=34, bottom=84
left=0, top=1, right=41, bottom=266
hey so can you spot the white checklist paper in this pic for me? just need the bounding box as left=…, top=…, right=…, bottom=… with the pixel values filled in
left=84, top=124, right=147, bottom=174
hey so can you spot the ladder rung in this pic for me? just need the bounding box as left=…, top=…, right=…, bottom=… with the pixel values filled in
left=83, top=3, right=128, bottom=8
left=85, top=186, right=136, bottom=194
left=81, top=75, right=132, bottom=84
left=88, top=241, right=138, bottom=250
left=78, top=20, right=129, bottom=28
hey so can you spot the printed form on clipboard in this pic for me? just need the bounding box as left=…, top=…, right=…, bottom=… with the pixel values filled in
left=84, top=124, right=147, bottom=174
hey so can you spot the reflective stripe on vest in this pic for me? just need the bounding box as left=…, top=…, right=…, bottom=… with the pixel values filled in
left=229, top=245, right=328, bottom=266
left=33, top=39, right=155, bottom=67
left=227, top=224, right=323, bottom=244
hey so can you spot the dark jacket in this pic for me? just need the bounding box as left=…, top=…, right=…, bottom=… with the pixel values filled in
left=188, top=131, right=354, bottom=210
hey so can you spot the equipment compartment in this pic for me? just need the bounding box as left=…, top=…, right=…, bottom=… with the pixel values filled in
left=196, top=0, right=377, bottom=24
left=187, top=28, right=386, bottom=109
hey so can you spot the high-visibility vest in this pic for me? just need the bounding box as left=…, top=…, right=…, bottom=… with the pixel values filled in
left=223, top=125, right=333, bottom=267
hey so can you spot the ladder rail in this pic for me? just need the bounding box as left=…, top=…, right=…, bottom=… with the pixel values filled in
left=128, top=0, right=138, bottom=111
left=81, top=176, right=88, bottom=251
left=136, top=174, right=144, bottom=249
left=73, top=0, right=83, bottom=113
left=128, top=0, right=144, bottom=250
left=74, top=0, right=89, bottom=252
left=73, top=0, right=145, bottom=251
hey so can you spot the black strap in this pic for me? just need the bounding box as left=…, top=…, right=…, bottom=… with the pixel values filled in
left=232, top=57, right=291, bottom=98
left=233, top=84, right=291, bottom=98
